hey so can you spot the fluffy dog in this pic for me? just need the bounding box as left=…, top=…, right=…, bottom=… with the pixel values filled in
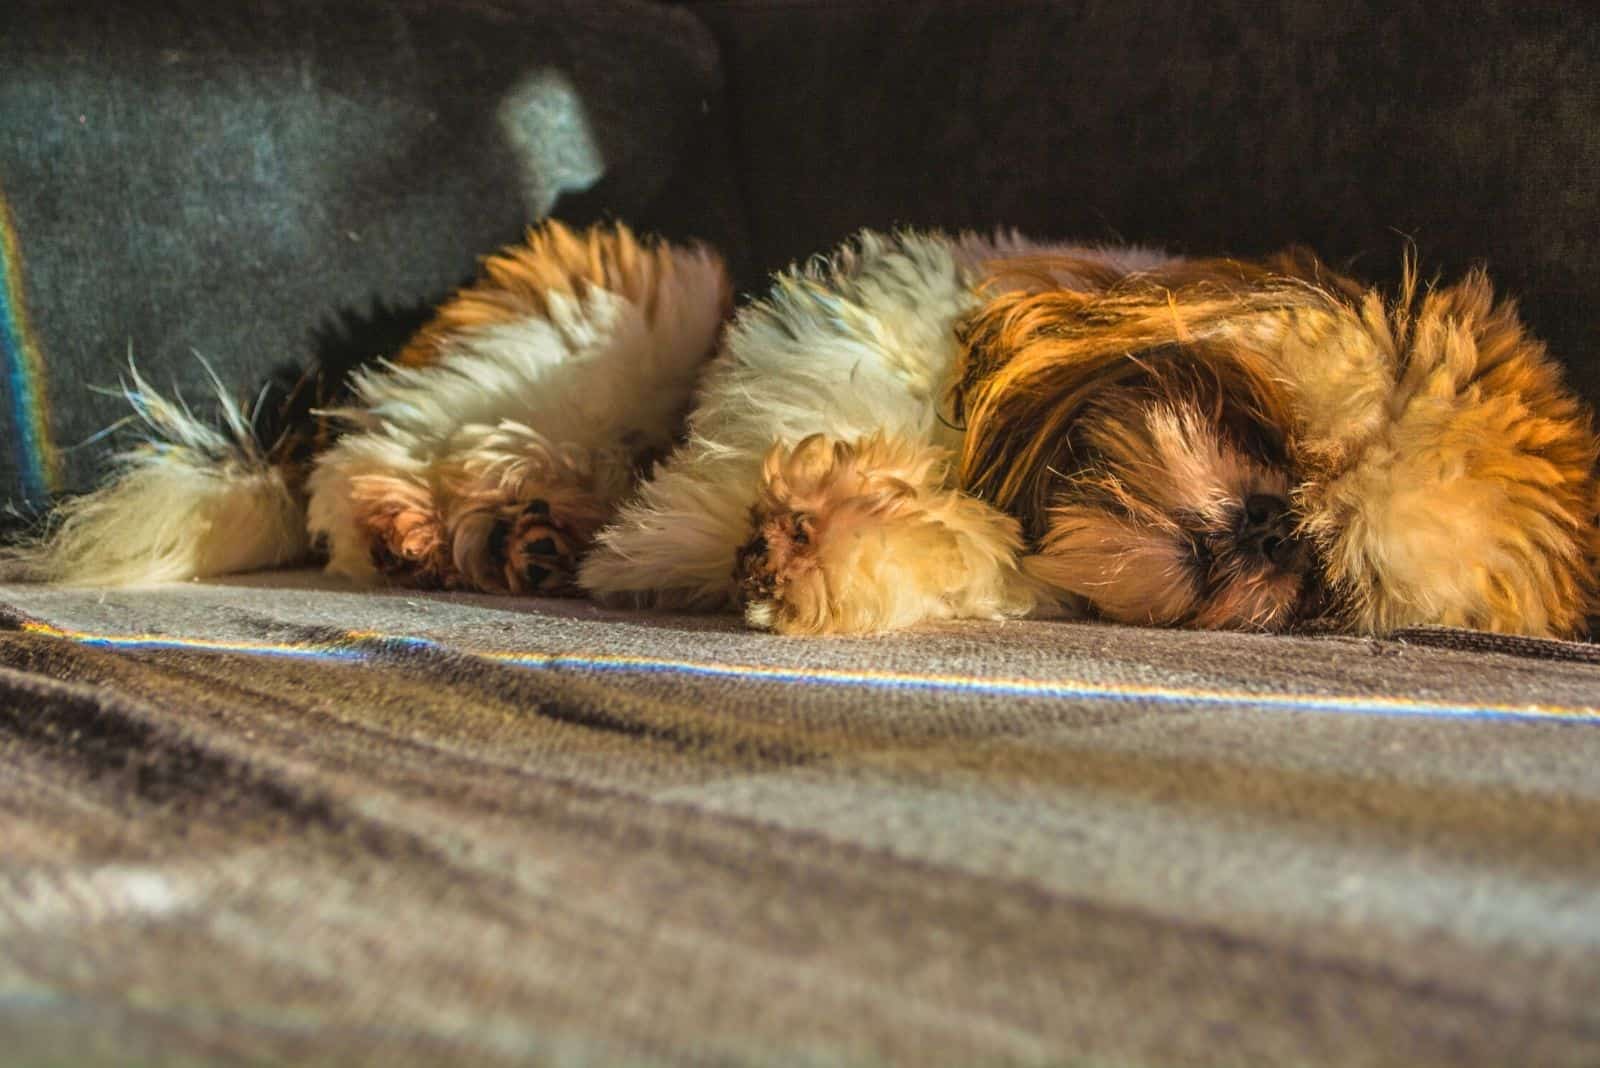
left=20, top=221, right=1062, bottom=636
left=18, top=221, right=1598, bottom=639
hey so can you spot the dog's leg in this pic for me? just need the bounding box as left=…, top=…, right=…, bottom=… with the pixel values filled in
left=733, top=434, right=1035, bottom=634
left=577, top=448, right=765, bottom=611
left=304, top=222, right=730, bottom=593
left=582, top=229, right=1007, bottom=622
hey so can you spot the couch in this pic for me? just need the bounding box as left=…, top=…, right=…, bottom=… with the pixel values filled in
left=3, top=1, right=1598, bottom=1064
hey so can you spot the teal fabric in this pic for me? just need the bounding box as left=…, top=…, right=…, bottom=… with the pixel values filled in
left=0, top=0, right=744, bottom=505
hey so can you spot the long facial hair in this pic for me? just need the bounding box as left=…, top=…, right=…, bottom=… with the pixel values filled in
left=951, top=252, right=1599, bottom=637
left=953, top=257, right=1325, bottom=630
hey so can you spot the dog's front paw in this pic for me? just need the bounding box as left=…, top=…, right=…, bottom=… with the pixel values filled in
left=734, top=433, right=1034, bottom=635
left=733, top=433, right=928, bottom=635
left=735, top=507, right=824, bottom=631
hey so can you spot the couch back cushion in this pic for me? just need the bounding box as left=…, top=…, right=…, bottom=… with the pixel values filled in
left=695, top=0, right=1600, bottom=405
left=0, top=0, right=743, bottom=503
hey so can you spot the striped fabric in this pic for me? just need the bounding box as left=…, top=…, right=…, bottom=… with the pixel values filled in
left=3, top=572, right=1600, bottom=1065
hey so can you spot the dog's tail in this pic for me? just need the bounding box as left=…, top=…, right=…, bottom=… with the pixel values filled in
left=8, top=363, right=308, bottom=586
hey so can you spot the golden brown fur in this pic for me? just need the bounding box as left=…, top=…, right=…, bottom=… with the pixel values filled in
left=955, top=253, right=1599, bottom=637
left=395, top=220, right=708, bottom=368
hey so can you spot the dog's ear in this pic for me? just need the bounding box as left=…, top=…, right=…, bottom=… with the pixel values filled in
left=953, top=285, right=1155, bottom=535
left=952, top=269, right=1295, bottom=538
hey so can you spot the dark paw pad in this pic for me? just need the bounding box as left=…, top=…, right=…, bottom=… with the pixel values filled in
left=506, top=520, right=581, bottom=595
left=735, top=531, right=775, bottom=601
left=734, top=510, right=816, bottom=606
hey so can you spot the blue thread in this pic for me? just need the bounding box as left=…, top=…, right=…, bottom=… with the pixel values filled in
left=65, top=629, right=1599, bottom=725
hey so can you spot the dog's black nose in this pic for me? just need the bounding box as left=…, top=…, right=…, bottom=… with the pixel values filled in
left=1240, top=494, right=1307, bottom=571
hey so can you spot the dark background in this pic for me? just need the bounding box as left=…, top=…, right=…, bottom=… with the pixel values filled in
left=687, top=0, right=1598, bottom=384
left=3, top=0, right=1596, bottom=507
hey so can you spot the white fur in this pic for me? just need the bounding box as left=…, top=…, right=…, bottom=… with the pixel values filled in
left=9, top=365, right=305, bottom=586
left=578, top=232, right=976, bottom=605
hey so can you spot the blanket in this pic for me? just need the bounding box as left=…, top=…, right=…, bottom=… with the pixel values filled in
left=2, top=573, right=1599, bottom=1065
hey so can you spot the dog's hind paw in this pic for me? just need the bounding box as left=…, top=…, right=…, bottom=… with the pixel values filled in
left=448, top=485, right=611, bottom=596
left=493, top=498, right=588, bottom=595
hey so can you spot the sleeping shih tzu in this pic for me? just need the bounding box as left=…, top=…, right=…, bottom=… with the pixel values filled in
left=20, top=220, right=1599, bottom=639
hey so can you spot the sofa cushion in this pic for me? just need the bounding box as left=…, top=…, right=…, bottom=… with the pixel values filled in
left=693, top=0, right=1600, bottom=404
left=0, top=0, right=744, bottom=504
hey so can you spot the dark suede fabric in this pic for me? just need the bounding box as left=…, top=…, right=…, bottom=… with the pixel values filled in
left=4, top=0, right=1598, bottom=500
left=692, top=0, right=1600, bottom=400
left=0, top=0, right=744, bottom=503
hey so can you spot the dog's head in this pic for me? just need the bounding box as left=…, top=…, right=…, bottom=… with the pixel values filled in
left=954, top=253, right=1598, bottom=637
